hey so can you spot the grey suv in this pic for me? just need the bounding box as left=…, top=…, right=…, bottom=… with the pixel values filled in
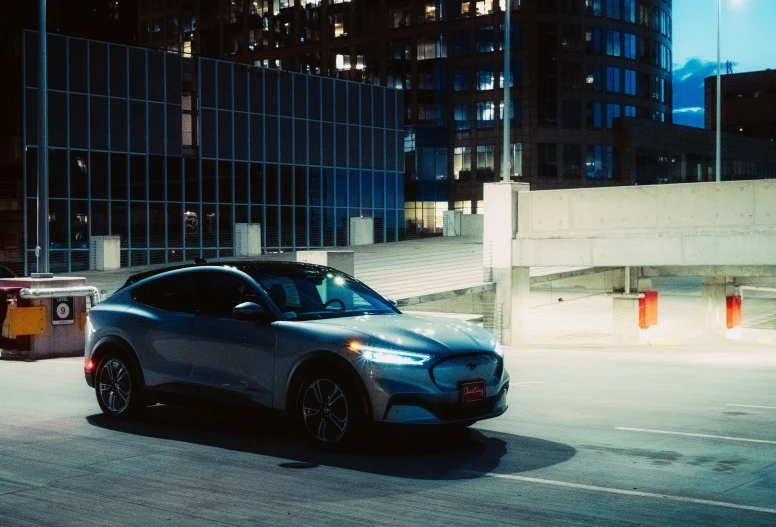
left=84, top=261, right=509, bottom=446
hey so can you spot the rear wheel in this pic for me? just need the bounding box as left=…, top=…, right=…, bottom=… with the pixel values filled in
left=95, top=352, right=142, bottom=419
left=296, top=370, right=361, bottom=447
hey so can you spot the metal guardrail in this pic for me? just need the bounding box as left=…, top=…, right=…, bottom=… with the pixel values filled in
left=19, top=286, right=102, bottom=306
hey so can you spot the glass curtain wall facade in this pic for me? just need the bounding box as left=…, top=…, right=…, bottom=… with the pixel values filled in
left=21, top=31, right=404, bottom=274
left=138, top=0, right=672, bottom=234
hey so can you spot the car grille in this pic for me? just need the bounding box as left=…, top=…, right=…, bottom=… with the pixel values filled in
left=429, top=353, right=502, bottom=392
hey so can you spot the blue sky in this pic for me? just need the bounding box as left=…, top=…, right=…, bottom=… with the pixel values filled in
left=672, top=0, right=776, bottom=127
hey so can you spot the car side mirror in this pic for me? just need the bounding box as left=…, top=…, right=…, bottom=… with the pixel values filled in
left=386, top=297, right=399, bottom=307
left=233, top=302, right=270, bottom=322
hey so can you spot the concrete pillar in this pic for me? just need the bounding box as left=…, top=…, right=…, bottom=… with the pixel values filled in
left=442, top=210, right=462, bottom=236
left=234, top=223, right=262, bottom=257
left=612, top=294, right=642, bottom=344
left=296, top=250, right=355, bottom=276
left=349, top=217, right=374, bottom=246
left=702, top=277, right=733, bottom=334
left=483, top=181, right=530, bottom=346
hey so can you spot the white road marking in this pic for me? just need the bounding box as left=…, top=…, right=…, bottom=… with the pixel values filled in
left=469, top=472, right=776, bottom=516
left=616, top=427, right=776, bottom=445
left=727, top=404, right=776, bottom=410
left=509, top=382, right=544, bottom=386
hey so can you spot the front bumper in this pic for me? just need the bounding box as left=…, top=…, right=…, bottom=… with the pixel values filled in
left=382, top=383, right=509, bottom=425
left=353, top=353, right=510, bottom=425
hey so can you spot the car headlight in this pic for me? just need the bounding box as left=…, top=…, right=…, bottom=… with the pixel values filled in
left=494, top=343, right=504, bottom=357
left=349, top=342, right=432, bottom=366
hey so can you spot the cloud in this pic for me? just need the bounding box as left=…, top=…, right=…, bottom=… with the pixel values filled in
left=671, top=58, right=736, bottom=128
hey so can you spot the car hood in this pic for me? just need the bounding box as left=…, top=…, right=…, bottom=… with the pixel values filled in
left=303, top=313, right=499, bottom=356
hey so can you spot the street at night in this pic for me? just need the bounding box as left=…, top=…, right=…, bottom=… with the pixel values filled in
left=1, top=341, right=774, bottom=526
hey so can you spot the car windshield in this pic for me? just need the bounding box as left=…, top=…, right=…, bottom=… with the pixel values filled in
left=242, top=267, right=398, bottom=321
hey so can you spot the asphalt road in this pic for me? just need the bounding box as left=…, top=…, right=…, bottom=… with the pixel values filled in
left=1, top=341, right=775, bottom=526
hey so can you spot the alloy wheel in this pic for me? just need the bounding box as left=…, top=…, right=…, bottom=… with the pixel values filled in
left=301, top=378, right=349, bottom=443
left=98, top=359, right=132, bottom=414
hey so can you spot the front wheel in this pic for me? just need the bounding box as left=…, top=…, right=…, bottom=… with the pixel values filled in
left=95, top=352, right=142, bottom=419
left=296, top=371, right=361, bottom=447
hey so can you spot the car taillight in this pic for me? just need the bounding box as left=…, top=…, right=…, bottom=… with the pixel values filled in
left=86, top=361, right=94, bottom=370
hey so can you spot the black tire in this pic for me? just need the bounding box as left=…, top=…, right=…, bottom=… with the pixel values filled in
left=95, top=351, right=143, bottom=419
left=295, top=368, right=363, bottom=448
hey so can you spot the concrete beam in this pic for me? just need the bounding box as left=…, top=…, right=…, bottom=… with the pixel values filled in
left=514, top=232, right=776, bottom=267
left=642, top=266, right=776, bottom=278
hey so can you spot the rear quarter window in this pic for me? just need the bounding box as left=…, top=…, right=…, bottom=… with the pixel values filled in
left=131, top=273, right=195, bottom=313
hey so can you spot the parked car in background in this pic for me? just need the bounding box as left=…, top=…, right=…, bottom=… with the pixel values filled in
left=84, top=261, right=509, bottom=447
left=0, top=264, right=17, bottom=279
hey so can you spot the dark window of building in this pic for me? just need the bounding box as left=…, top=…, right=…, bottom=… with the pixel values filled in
left=149, top=103, right=165, bottom=155
left=563, top=144, right=582, bottom=178
left=309, top=121, right=321, bottom=166
left=69, top=94, right=88, bottom=149
left=250, top=163, right=264, bottom=204
left=606, top=0, right=620, bottom=19
left=586, top=0, right=602, bottom=17
left=69, top=151, right=88, bottom=199
left=91, top=152, right=108, bottom=200
left=563, top=100, right=581, bottom=128
left=295, top=120, right=307, bottom=165
left=538, top=144, right=557, bottom=179
left=218, top=62, right=233, bottom=110
left=218, top=110, right=233, bottom=159
left=586, top=28, right=601, bottom=55
left=266, top=165, right=279, bottom=205
left=110, top=99, right=128, bottom=151
left=265, top=116, right=279, bottom=163
left=586, top=101, right=602, bottom=128
left=49, top=92, right=67, bottom=147
left=149, top=156, right=164, bottom=201
left=184, top=158, right=199, bottom=203
left=146, top=52, right=165, bottom=103
left=200, top=60, right=216, bottom=108
left=218, top=161, right=232, bottom=204
left=201, top=109, right=216, bottom=158
left=89, top=96, right=108, bottom=151
left=235, top=163, right=248, bottom=204
left=280, top=118, right=293, bottom=164
left=69, top=39, right=88, bottom=94
left=606, top=30, right=621, bottom=57
left=130, top=155, right=147, bottom=202
left=111, top=154, right=128, bottom=200
left=25, top=33, right=38, bottom=88
left=606, top=67, right=620, bottom=93
left=202, top=160, right=216, bottom=203
left=234, top=66, right=248, bottom=112
left=48, top=36, right=67, bottom=91
left=265, top=75, right=278, bottom=116
left=109, top=45, right=127, bottom=98
left=168, top=157, right=182, bottom=202
left=249, top=114, right=263, bottom=161
left=89, top=46, right=108, bottom=95
left=234, top=112, right=248, bottom=160
left=129, top=48, right=146, bottom=100
left=130, top=100, right=147, bottom=153
left=168, top=104, right=183, bottom=157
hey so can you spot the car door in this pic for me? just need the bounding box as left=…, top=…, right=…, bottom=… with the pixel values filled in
left=122, top=272, right=196, bottom=388
left=188, top=270, right=276, bottom=407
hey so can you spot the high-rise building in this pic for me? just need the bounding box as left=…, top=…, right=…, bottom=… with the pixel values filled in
left=705, top=69, right=776, bottom=143
left=137, top=0, right=674, bottom=231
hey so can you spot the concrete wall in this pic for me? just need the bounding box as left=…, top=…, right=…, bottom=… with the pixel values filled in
left=514, top=179, right=776, bottom=267
left=517, top=179, right=776, bottom=237
left=461, top=214, right=484, bottom=239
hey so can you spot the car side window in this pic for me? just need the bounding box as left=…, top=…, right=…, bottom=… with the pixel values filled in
left=195, top=271, right=266, bottom=318
left=131, top=273, right=195, bottom=313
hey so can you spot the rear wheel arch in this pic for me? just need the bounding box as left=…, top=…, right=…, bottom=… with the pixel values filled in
left=90, top=337, right=145, bottom=388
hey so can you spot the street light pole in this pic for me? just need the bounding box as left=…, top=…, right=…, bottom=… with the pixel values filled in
left=37, top=0, right=50, bottom=273
left=501, top=0, right=511, bottom=182
left=715, top=0, right=722, bottom=182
